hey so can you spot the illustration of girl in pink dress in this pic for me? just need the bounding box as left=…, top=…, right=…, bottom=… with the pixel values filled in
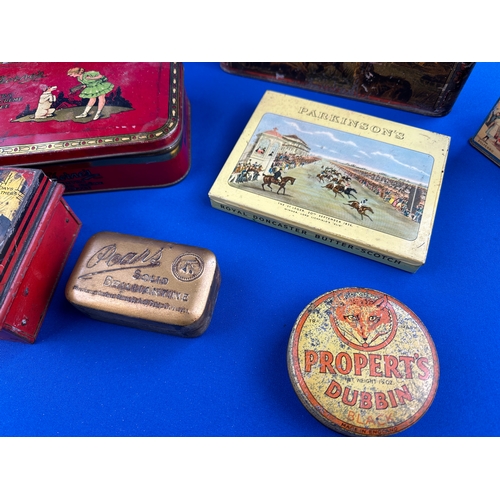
left=67, top=67, right=114, bottom=121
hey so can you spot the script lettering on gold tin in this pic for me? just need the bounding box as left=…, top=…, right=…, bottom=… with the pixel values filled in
left=65, top=231, right=220, bottom=337
left=73, top=241, right=194, bottom=313
left=78, top=243, right=164, bottom=279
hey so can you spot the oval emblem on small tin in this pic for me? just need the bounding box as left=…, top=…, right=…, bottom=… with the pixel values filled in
left=172, top=253, right=204, bottom=282
left=287, top=287, right=439, bottom=436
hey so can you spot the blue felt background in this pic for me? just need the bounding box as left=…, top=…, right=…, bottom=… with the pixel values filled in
left=0, top=62, right=498, bottom=438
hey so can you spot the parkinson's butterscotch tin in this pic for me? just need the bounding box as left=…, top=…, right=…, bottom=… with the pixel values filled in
left=287, top=287, right=439, bottom=436
left=0, top=63, right=190, bottom=193
left=65, top=232, right=221, bottom=337
left=209, top=90, right=450, bottom=272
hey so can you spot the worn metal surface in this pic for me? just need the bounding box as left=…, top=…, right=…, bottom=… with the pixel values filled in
left=287, top=287, right=439, bottom=436
left=0, top=167, right=81, bottom=343
left=66, top=231, right=220, bottom=337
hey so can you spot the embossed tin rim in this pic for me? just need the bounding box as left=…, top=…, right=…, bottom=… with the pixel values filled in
left=287, top=287, right=440, bottom=436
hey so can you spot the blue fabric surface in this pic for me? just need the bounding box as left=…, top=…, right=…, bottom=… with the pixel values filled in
left=0, top=62, right=498, bottom=438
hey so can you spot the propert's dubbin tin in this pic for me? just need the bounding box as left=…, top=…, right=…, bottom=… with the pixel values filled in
left=65, top=231, right=220, bottom=337
left=287, top=287, right=439, bottom=436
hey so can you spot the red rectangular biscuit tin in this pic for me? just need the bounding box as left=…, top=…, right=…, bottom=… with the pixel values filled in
left=0, top=166, right=81, bottom=343
left=0, top=62, right=190, bottom=193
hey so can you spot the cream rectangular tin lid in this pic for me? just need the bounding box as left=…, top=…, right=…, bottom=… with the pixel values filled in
left=0, top=63, right=185, bottom=166
left=209, top=91, right=450, bottom=269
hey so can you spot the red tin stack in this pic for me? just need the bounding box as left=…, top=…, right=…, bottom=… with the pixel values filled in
left=0, top=167, right=81, bottom=343
left=0, top=63, right=190, bottom=193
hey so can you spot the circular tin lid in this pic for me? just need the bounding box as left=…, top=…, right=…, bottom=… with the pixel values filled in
left=287, top=287, right=439, bottom=436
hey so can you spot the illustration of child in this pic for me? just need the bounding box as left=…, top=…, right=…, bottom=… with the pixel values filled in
left=34, top=85, right=57, bottom=119
left=67, top=67, right=114, bottom=121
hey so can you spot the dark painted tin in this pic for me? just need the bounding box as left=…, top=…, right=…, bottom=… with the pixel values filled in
left=221, top=62, right=474, bottom=117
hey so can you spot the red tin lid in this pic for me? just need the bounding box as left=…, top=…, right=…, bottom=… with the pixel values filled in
left=287, top=287, right=439, bottom=436
left=0, top=63, right=185, bottom=166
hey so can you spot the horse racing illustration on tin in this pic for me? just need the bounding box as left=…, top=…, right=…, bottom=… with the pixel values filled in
left=227, top=113, right=433, bottom=241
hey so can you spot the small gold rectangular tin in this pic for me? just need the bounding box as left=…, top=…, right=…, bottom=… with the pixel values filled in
left=65, top=231, right=220, bottom=337
left=208, top=90, right=450, bottom=272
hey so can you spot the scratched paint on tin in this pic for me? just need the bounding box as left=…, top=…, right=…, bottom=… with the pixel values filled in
left=287, top=287, right=439, bottom=436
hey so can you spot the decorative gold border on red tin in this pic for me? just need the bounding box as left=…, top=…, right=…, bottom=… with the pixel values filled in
left=0, top=63, right=181, bottom=158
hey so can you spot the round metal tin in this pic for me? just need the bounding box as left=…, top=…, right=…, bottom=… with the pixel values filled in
left=287, top=287, right=439, bottom=436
